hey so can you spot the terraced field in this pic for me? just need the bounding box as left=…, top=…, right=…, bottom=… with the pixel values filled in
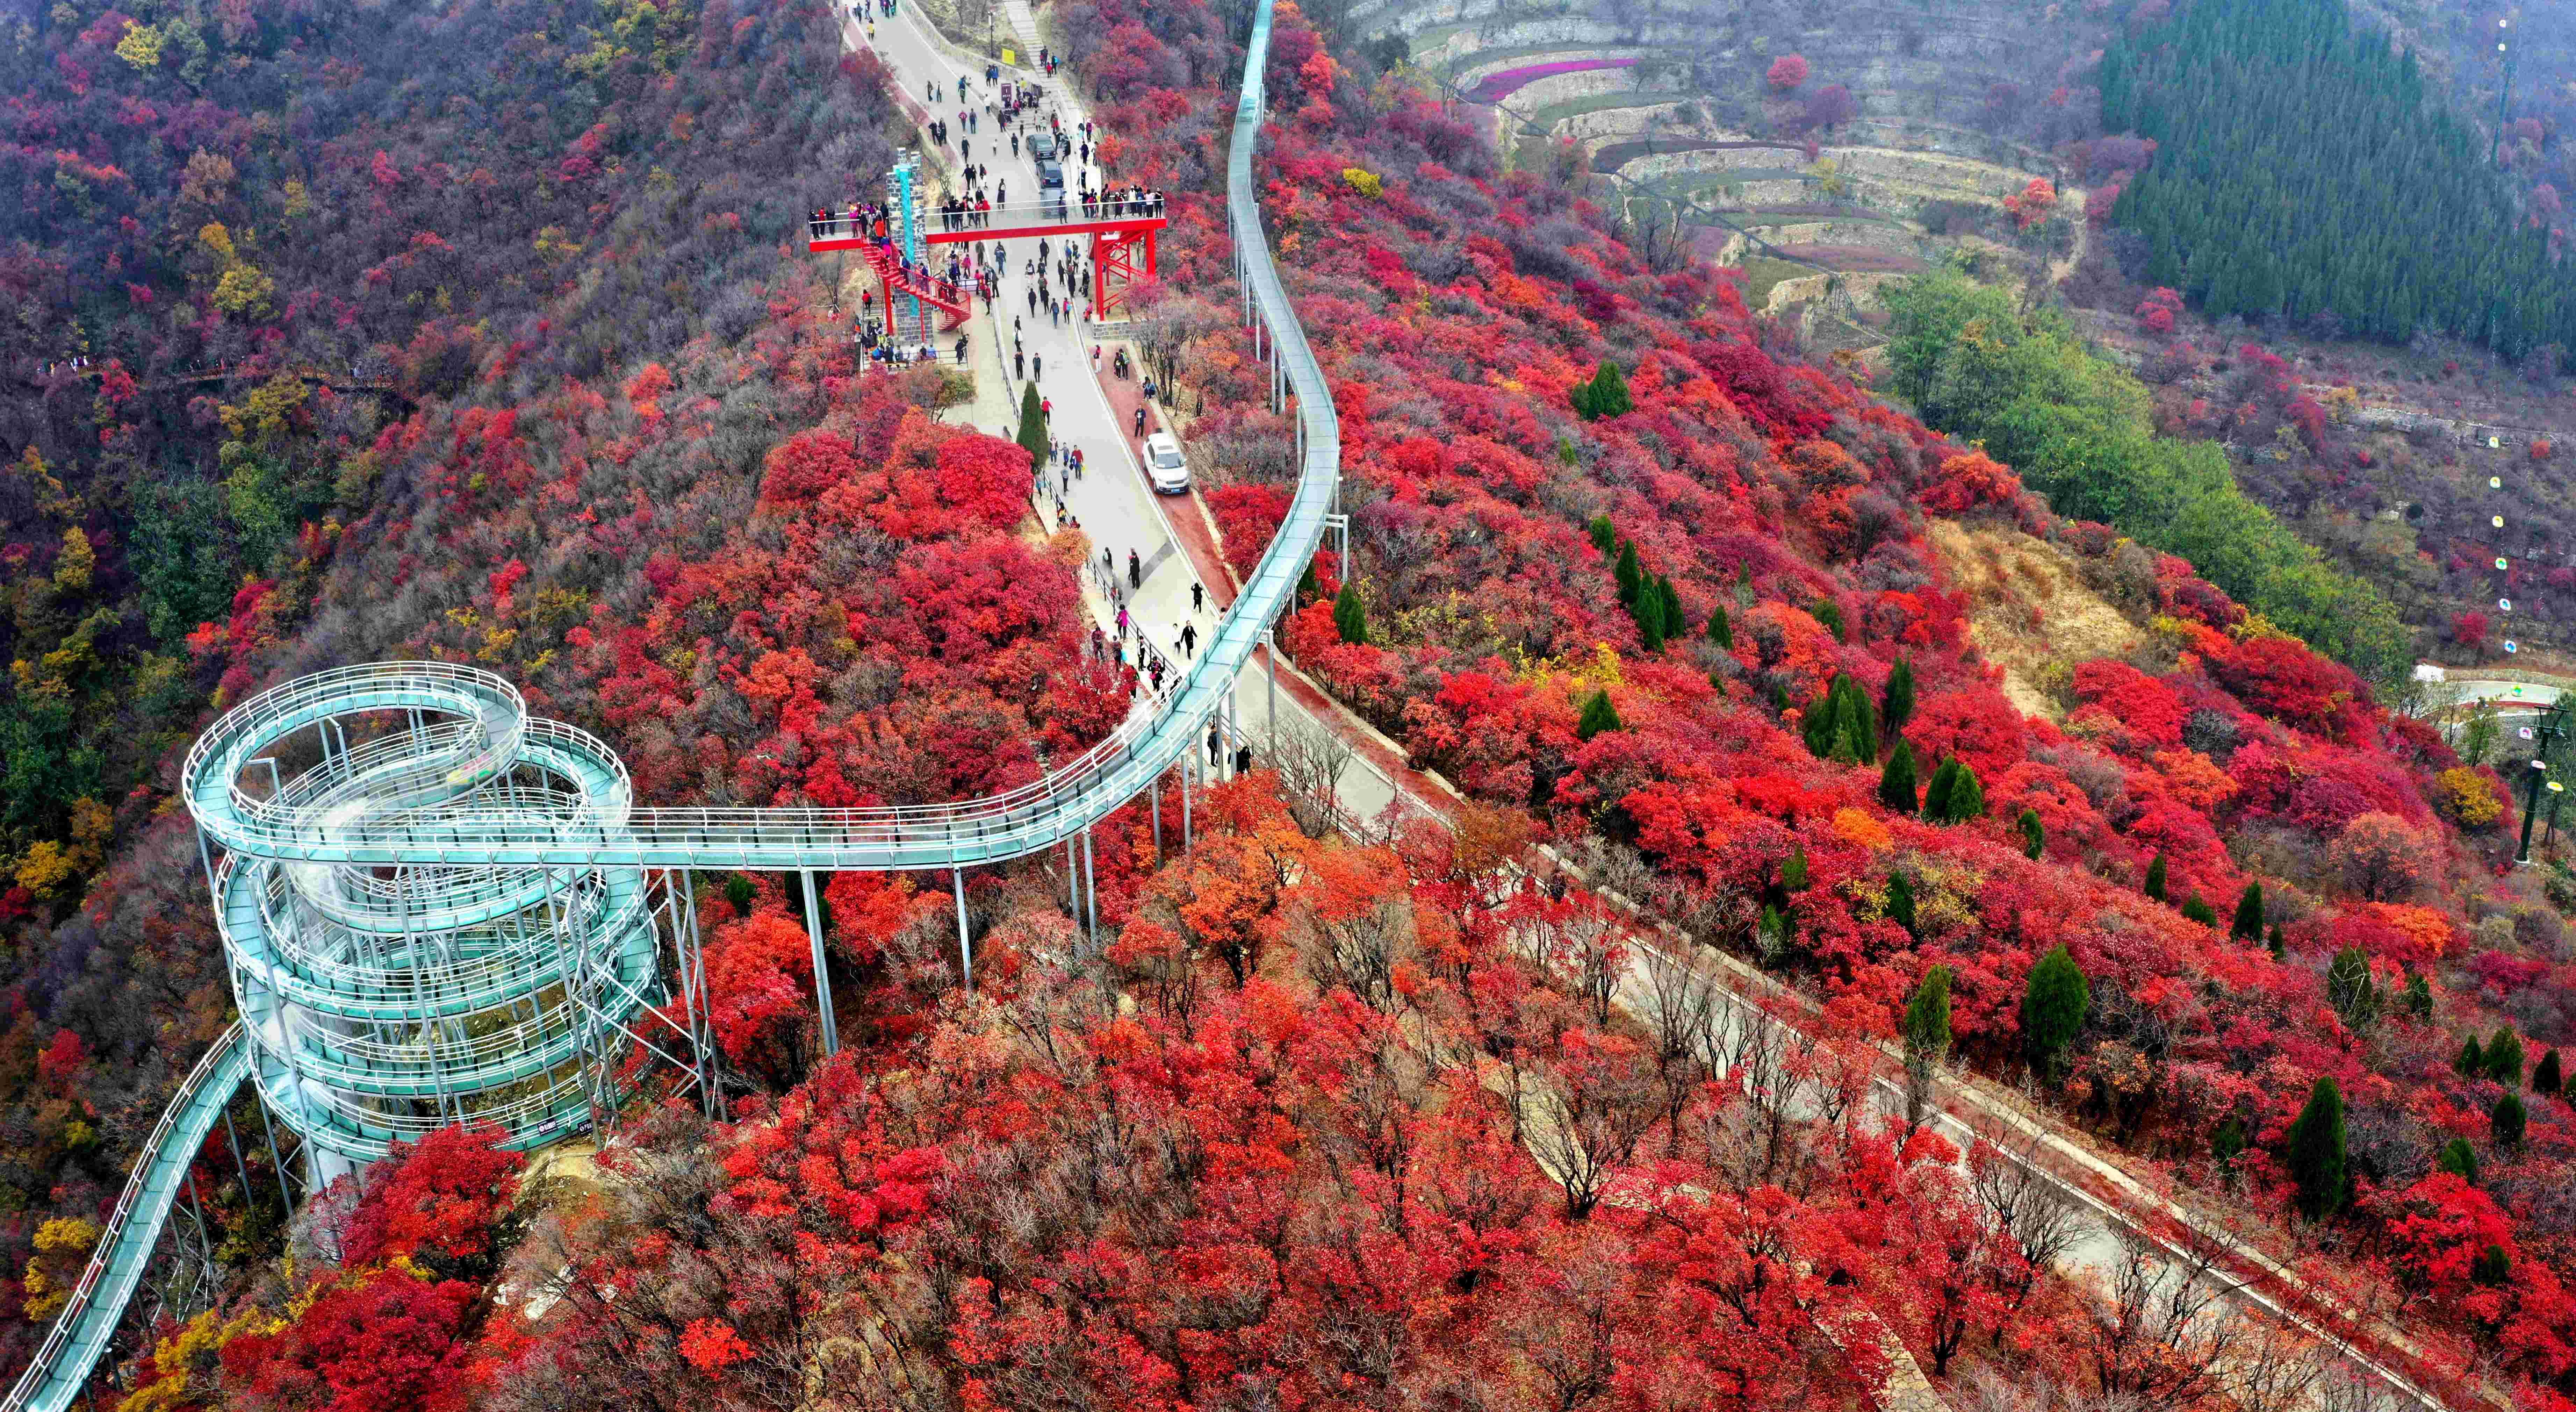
left=1386, top=0, right=2093, bottom=349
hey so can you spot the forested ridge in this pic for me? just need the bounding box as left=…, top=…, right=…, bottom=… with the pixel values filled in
left=1881, top=271, right=2414, bottom=683
left=2104, top=0, right=2569, bottom=358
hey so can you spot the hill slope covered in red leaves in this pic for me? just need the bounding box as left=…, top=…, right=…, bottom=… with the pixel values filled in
left=11, top=0, right=2576, bottom=1405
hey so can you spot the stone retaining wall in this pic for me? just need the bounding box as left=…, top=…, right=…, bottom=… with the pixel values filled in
left=1453, top=48, right=1645, bottom=90
left=1757, top=219, right=1936, bottom=258
left=1495, top=63, right=1646, bottom=111
left=1617, top=145, right=1806, bottom=181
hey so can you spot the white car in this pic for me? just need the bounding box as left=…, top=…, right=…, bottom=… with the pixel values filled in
left=1144, top=432, right=1189, bottom=494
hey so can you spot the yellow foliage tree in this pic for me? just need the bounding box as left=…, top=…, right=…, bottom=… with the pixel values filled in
left=13, top=445, right=77, bottom=518
left=67, top=796, right=111, bottom=871
left=15, top=841, right=78, bottom=899
left=51, top=526, right=93, bottom=594
left=114, top=19, right=161, bottom=67
left=23, top=1217, right=101, bottom=1320
left=2432, top=765, right=2505, bottom=830
left=213, top=263, right=275, bottom=318
left=1340, top=166, right=1382, bottom=199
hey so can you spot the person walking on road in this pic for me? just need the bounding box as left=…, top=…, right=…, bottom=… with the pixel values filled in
left=1127, top=548, right=1141, bottom=589
left=1132, top=405, right=1147, bottom=439
left=1179, top=622, right=1197, bottom=659
left=1191, top=582, right=1204, bottom=613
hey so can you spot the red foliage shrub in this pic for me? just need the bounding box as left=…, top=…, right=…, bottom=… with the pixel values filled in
left=339, top=1126, right=524, bottom=1271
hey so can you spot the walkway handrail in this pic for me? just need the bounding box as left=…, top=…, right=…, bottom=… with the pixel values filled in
left=3, top=1026, right=247, bottom=1412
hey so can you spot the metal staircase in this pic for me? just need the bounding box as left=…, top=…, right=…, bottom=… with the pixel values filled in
left=3, top=0, right=1327, bottom=1405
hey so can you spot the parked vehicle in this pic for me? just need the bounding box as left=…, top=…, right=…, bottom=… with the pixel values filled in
left=1144, top=432, right=1189, bottom=494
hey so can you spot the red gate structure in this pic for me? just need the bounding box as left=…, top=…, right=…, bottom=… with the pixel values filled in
left=810, top=197, right=1166, bottom=324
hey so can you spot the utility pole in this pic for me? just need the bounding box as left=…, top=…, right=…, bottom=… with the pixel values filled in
left=2493, top=16, right=2516, bottom=167
left=2516, top=697, right=2566, bottom=864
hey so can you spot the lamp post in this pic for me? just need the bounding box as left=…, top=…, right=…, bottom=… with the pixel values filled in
left=2515, top=697, right=2566, bottom=864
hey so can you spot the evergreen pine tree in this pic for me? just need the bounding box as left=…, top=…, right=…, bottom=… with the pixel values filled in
left=1780, top=845, right=1810, bottom=894
left=2267, top=924, right=2286, bottom=959
left=2230, top=882, right=2265, bottom=942
left=2494, top=1090, right=2528, bottom=1149
left=1901, top=964, right=1953, bottom=1133
left=1581, top=360, right=1632, bottom=419
left=1882, top=658, right=1915, bottom=733
left=1802, top=690, right=1844, bottom=760
left=2017, top=807, right=2044, bottom=859
left=1635, top=591, right=1666, bottom=653
left=1834, top=673, right=1877, bottom=759
left=2402, top=971, right=2433, bottom=1021
left=1921, top=757, right=1956, bottom=821
left=1812, top=596, right=1847, bottom=642
left=1587, top=515, right=1617, bottom=557
left=1923, top=758, right=1984, bottom=824
left=2181, top=894, right=2217, bottom=928
left=2474, top=1245, right=2513, bottom=1286
left=1332, top=581, right=1368, bottom=645
left=2486, top=1027, right=2526, bottom=1087
left=2535, top=1048, right=2563, bottom=1096
left=1296, top=558, right=1321, bottom=603
left=1707, top=604, right=1734, bottom=648
left=1614, top=540, right=1643, bottom=605
left=2436, top=1137, right=2480, bottom=1184
left=1016, top=381, right=1050, bottom=466
left=1655, top=577, right=1684, bottom=643
left=2212, top=1115, right=2247, bottom=1165
left=1576, top=689, right=1622, bottom=741
left=2286, top=1076, right=2347, bottom=1219
left=1879, top=741, right=1919, bottom=814
left=2455, top=1034, right=2487, bottom=1079
left=2021, top=943, right=2089, bottom=1079
left=1885, top=870, right=1918, bottom=936
left=2143, top=853, right=2168, bottom=903
left=1756, top=903, right=1790, bottom=962
left=724, top=874, right=757, bottom=917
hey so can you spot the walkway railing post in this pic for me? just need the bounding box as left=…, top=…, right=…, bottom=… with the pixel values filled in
left=801, top=870, right=839, bottom=1057
left=953, top=865, right=974, bottom=992
left=1081, top=826, right=1100, bottom=957
left=1266, top=629, right=1278, bottom=754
